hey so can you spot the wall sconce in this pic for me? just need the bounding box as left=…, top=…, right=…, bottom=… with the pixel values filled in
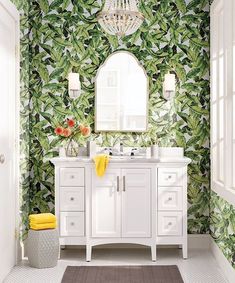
left=163, top=73, right=176, bottom=100
left=68, top=72, right=81, bottom=98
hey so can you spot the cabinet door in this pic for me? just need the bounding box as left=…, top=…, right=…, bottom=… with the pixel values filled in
left=92, top=169, right=121, bottom=237
left=121, top=169, right=151, bottom=238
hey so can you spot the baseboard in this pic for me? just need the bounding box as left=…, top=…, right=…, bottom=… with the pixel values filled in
left=22, top=234, right=211, bottom=260
left=62, top=234, right=211, bottom=250
left=210, top=236, right=235, bottom=283
left=188, top=234, right=211, bottom=249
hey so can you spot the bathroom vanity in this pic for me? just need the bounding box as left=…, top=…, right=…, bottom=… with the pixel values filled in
left=50, top=51, right=191, bottom=262
left=51, top=149, right=191, bottom=262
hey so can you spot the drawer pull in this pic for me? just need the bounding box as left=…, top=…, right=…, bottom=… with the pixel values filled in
left=117, top=176, right=120, bottom=192
left=165, top=175, right=172, bottom=180
left=70, top=222, right=75, bottom=226
left=168, top=197, right=172, bottom=201
left=70, top=197, right=75, bottom=201
left=70, top=175, right=75, bottom=179
left=168, top=222, right=172, bottom=226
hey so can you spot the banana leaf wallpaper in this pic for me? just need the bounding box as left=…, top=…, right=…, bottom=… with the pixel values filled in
left=210, top=191, right=235, bottom=269
left=27, top=0, right=210, bottom=235
left=11, top=0, right=31, bottom=234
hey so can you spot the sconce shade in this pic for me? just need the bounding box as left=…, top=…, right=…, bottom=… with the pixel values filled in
left=68, top=73, right=80, bottom=90
left=163, top=73, right=176, bottom=100
left=68, top=72, right=81, bottom=98
left=164, top=74, right=175, bottom=92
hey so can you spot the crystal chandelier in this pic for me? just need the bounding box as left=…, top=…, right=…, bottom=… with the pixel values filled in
left=97, top=0, right=144, bottom=37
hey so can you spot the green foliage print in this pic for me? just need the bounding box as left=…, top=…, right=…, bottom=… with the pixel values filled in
left=210, top=191, right=235, bottom=269
left=10, top=0, right=31, bottom=238
left=16, top=0, right=210, bottom=235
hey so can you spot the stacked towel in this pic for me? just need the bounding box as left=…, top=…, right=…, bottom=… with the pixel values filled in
left=93, top=154, right=110, bottom=177
left=29, top=213, right=57, bottom=230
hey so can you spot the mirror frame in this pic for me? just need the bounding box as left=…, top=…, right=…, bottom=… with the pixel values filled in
left=95, top=50, right=149, bottom=133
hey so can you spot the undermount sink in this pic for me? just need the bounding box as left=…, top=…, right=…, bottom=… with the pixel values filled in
left=109, top=155, right=158, bottom=162
left=110, top=155, right=144, bottom=159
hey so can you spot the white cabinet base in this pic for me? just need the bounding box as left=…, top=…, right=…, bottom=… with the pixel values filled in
left=86, top=239, right=157, bottom=262
left=51, top=157, right=190, bottom=262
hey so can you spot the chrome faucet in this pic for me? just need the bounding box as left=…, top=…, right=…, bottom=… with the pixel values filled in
left=119, top=142, right=124, bottom=156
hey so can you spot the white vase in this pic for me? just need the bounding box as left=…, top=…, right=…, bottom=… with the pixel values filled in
left=65, top=140, right=79, bottom=157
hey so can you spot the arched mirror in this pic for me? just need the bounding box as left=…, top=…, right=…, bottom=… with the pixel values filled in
left=95, top=51, right=148, bottom=132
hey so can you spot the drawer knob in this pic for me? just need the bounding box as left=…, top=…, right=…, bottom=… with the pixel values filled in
left=70, top=222, right=75, bottom=226
left=168, top=197, right=172, bottom=201
left=70, top=197, right=74, bottom=201
left=70, top=175, right=75, bottom=179
left=168, top=222, right=172, bottom=226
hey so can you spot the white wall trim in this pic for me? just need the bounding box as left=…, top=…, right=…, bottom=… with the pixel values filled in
left=0, top=0, right=21, bottom=265
left=0, top=0, right=19, bottom=20
left=210, top=237, right=235, bottom=283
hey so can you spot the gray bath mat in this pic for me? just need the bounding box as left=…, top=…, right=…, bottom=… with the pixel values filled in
left=61, top=265, right=184, bottom=283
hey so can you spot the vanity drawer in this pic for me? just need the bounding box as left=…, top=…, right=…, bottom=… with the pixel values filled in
left=158, top=212, right=182, bottom=236
left=60, top=168, right=84, bottom=187
left=60, top=187, right=84, bottom=211
left=158, top=168, right=183, bottom=186
left=60, top=212, right=84, bottom=237
left=158, top=187, right=182, bottom=211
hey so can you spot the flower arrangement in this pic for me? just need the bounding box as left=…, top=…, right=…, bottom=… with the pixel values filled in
left=54, top=118, right=91, bottom=157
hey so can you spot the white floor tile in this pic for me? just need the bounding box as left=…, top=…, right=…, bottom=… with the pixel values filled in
left=4, top=248, right=228, bottom=283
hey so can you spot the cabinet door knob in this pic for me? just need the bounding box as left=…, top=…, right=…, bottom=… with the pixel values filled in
left=70, top=175, right=75, bottom=179
left=168, top=197, right=172, bottom=201
left=70, top=197, right=74, bottom=201
left=0, top=154, right=5, bottom=164
left=117, top=176, right=120, bottom=192
left=168, top=222, right=172, bottom=226
left=123, top=176, right=126, bottom=192
left=70, top=222, right=75, bottom=226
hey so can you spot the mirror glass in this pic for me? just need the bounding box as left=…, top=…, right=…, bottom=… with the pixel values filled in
left=95, top=51, right=148, bottom=132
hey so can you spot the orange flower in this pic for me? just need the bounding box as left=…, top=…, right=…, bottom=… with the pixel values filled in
left=62, top=128, right=72, bottom=137
left=54, top=126, right=64, bottom=136
left=67, top=119, right=75, bottom=128
left=79, top=124, right=84, bottom=131
left=81, top=126, right=91, bottom=137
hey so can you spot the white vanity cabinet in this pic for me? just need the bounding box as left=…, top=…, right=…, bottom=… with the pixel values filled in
left=156, top=166, right=188, bottom=259
left=51, top=155, right=190, bottom=262
left=53, top=165, right=86, bottom=246
left=91, top=168, right=151, bottom=238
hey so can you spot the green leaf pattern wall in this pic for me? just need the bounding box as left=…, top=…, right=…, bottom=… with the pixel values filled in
left=13, top=0, right=211, bottom=236
left=210, top=192, right=235, bottom=269
left=11, top=0, right=31, bottom=236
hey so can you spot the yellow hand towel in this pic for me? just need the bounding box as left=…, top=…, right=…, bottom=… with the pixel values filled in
left=29, top=213, right=56, bottom=225
left=93, top=154, right=110, bottom=177
left=30, top=222, right=57, bottom=231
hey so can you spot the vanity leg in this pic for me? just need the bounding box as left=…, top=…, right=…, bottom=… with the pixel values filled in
left=58, top=246, right=61, bottom=259
left=151, top=245, right=156, bottom=262
left=182, top=243, right=188, bottom=259
left=86, top=245, right=92, bottom=262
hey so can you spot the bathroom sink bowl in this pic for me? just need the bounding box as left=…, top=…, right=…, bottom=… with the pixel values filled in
left=109, top=155, right=158, bottom=162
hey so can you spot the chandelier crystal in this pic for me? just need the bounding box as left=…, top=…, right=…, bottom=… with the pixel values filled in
left=97, top=0, right=144, bottom=36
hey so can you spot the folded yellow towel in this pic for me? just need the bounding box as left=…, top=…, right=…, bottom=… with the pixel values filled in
left=29, top=213, right=56, bottom=225
left=30, top=222, right=57, bottom=231
left=93, top=154, right=110, bottom=177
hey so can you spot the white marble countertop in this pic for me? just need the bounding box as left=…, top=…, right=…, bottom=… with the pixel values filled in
left=50, top=156, right=191, bottom=165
